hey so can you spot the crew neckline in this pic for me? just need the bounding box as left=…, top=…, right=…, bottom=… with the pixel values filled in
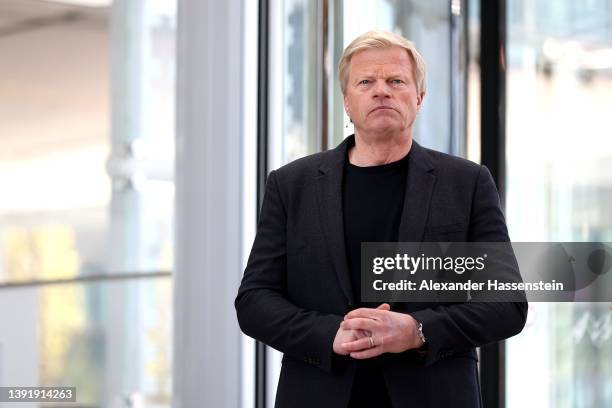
left=345, top=135, right=411, bottom=172
left=346, top=149, right=410, bottom=173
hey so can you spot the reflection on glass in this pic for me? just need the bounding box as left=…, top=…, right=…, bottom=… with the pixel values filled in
left=0, top=1, right=176, bottom=407
left=0, top=277, right=172, bottom=407
left=0, top=0, right=176, bottom=284
left=269, top=0, right=322, bottom=168
left=2, top=225, right=80, bottom=282
left=505, top=1, right=612, bottom=406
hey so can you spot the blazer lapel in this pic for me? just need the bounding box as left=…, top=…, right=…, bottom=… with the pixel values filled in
left=398, top=141, right=436, bottom=242
left=315, top=137, right=355, bottom=307
left=390, top=141, right=436, bottom=308
left=314, top=138, right=436, bottom=308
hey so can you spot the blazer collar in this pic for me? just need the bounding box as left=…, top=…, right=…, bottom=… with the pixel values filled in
left=315, top=137, right=353, bottom=306
left=317, top=134, right=435, bottom=175
left=315, top=135, right=436, bottom=307
left=398, top=137, right=436, bottom=242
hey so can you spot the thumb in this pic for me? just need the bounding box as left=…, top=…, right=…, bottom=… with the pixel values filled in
left=376, top=303, right=391, bottom=311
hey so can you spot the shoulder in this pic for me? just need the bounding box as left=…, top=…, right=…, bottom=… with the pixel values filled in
left=264, top=150, right=332, bottom=198
left=417, top=143, right=481, bottom=176
left=275, top=150, right=328, bottom=174
left=270, top=149, right=336, bottom=183
left=413, top=142, right=492, bottom=195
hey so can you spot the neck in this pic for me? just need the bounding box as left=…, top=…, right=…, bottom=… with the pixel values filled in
left=349, top=129, right=413, bottom=166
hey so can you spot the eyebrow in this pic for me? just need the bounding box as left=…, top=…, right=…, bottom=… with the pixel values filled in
left=352, top=72, right=410, bottom=82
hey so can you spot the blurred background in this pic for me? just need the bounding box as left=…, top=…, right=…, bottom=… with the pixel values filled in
left=0, top=0, right=610, bottom=407
left=0, top=0, right=174, bottom=407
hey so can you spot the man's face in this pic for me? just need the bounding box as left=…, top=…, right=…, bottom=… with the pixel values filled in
left=343, top=46, right=424, bottom=137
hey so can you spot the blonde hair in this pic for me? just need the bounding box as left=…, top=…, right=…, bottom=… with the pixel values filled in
left=338, top=30, right=426, bottom=95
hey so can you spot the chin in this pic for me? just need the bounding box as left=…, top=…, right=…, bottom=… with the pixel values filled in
left=365, top=121, right=402, bottom=134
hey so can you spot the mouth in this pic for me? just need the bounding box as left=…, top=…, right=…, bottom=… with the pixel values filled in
left=370, top=106, right=396, bottom=114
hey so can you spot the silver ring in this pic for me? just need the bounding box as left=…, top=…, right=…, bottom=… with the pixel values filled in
left=368, top=336, right=374, bottom=348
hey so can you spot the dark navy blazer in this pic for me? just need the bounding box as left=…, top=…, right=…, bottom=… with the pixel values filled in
left=235, top=135, right=527, bottom=408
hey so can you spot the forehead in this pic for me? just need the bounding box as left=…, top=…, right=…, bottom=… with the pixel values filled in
left=349, top=46, right=414, bottom=76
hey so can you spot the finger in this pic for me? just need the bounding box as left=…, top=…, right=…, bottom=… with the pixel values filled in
left=350, top=345, right=383, bottom=359
left=341, top=317, right=378, bottom=332
left=376, top=303, right=391, bottom=311
left=341, top=337, right=372, bottom=353
left=345, top=308, right=385, bottom=320
left=358, top=329, right=371, bottom=338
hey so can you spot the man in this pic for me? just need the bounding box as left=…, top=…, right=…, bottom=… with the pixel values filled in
left=235, top=30, right=527, bottom=408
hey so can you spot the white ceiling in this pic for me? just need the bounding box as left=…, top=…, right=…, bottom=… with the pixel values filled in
left=0, top=0, right=110, bottom=160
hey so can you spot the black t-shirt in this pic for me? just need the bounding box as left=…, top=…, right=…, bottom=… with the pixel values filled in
left=343, top=148, right=409, bottom=306
left=342, top=144, right=409, bottom=408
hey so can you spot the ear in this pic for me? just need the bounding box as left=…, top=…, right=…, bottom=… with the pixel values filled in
left=416, top=91, right=425, bottom=111
left=343, top=94, right=350, bottom=117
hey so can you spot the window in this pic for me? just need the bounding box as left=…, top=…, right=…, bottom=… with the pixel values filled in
left=0, top=1, right=176, bottom=405
left=505, top=1, right=612, bottom=406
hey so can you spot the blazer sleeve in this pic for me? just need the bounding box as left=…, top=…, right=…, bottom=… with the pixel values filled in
left=409, top=165, right=528, bottom=366
left=235, top=170, right=343, bottom=373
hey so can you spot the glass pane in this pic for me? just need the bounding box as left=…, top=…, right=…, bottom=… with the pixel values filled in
left=0, top=0, right=176, bottom=285
left=505, top=0, right=612, bottom=406
left=264, top=1, right=469, bottom=406
left=331, top=0, right=464, bottom=155
left=269, top=0, right=323, bottom=169
left=0, top=276, right=172, bottom=407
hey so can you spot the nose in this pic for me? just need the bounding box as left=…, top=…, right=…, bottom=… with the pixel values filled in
left=372, top=80, right=391, bottom=98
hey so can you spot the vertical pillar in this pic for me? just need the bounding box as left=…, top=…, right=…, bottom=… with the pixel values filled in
left=479, top=1, right=507, bottom=407
left=174, top=0, right=246, bottom=407
left=107, top=1, right=145, bottom=406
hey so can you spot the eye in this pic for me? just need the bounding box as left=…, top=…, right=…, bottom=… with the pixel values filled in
left=359, top=79, right=370, bottom=85
left=391, top=79, right=403, bottom=85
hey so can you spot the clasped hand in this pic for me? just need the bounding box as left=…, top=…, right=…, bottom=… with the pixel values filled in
left=332, top=303, right=424, bottom=359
